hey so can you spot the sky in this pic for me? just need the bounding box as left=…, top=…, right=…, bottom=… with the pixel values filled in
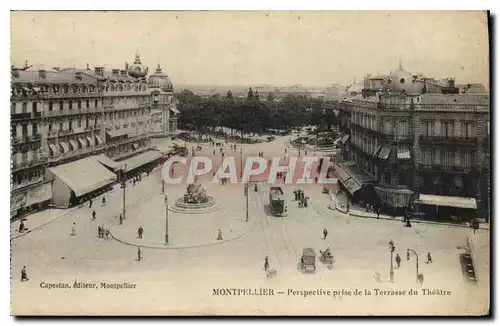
left=11, top=11, right=490, bottom=87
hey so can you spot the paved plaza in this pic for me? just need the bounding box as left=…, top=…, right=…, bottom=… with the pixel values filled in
left=11, top=136, right=490, bottom=315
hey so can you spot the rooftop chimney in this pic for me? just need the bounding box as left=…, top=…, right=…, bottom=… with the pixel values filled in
left=94, top=67, right=104, bottom=76
left=39, top=70, right=47, bottom=79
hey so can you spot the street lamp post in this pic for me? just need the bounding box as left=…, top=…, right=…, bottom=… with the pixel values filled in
left=240, top=147, right=243, bottom=179
left=406, top=248, right=420, bottom=284
left=122, top=164, right=127, bottom=220
left=389, top=240, right=395, bottom=282
left=164, top=194, right=169, bottom=245
left=245, top=182, right=249, bottom=222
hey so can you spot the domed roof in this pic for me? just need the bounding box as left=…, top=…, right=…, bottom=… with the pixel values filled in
left=128, top=50, right=148, bottom=78
left=382, top=64, right=420, bottom=94
left=148, top=64, right=174, bottom=92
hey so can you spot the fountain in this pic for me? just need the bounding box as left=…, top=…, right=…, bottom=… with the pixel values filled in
left=170, top=178, right=219, bottom=214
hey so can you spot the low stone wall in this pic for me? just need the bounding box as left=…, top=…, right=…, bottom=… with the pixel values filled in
left=174, top=196, right=216, bottom=209
left=170, top=196, right=221, bottom=214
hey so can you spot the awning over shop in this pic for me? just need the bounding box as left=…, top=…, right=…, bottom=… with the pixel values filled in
left=86, top=136, right=95, bottom=147
left=106, top=129, right=130, bottom=138
left=60, top=142, right=70, bottom=153
left=332, top=161, right=351, bottom=182
left=118, top=150, right=163, bottom=172
left=343, top=178, right=362, bottom=194
left=169, top=107, right=180, bottom=114
left=96, top=154, right=121, bottom=171
left=378, top=146, right=392, bottom=160
left=373, top=144, right=383, bottom=156
left=78, top=137, right=87, bottom=148
left=48, top=156, right=116, bottom=197
left=69, top=140, right=78, bottom=151
left=49, top=144, right=59, bottom=156
left=397, top=147, right=411, bottom=160
left=95, top=135, right=103, bottom=145
left=340, top=135, right=350, bottom=144
left=415, top=194, right=477, bottom=209
left=375, top=186, right=414, bottom=208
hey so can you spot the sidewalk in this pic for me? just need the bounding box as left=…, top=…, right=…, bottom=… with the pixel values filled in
left=327, top=190, right=490, bottom=231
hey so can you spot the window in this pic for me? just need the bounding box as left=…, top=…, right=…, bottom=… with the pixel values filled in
left=421, top=149, right=432, bottom=165
left=59, top=101, right=64, bottom=110
left=69, top=121, right=73, bottom=130
left=397, top=120, right=409, bottom=137
left=11, top=103, right=16, bottom=114
left=22, top=103, right=27, bottom=113
left=11, top=126, right=16, bottom=138
left=32, top=124, right=38, bottom=135
left=49, top=101, right=53, bottom=111
left=77, top=119, right=82, bottom=128
left=59, top=123, right=63, bottom=131
left=462, top=121, right=475, bottom=139
left=441, top=150, right=454, bottom=168
left=22, top=151, right=28, bottom=163
left=95, top=99, right=98, bottom=107
left=69, top=100, right=73, bottom=110
left=441, top=121, right=453, bottom=138
left=421, top=120, right=434, bottom=137
left=462, top=151, right=472, bottom=168
left=78, top=100, right=82, bottom=109
left=383, top=118, right=391, bottom=134
left=49, top=124, right=53, bottom=132
left=384, top=171, right=392, bottom=184
left=22, top=125, right=28, bottom=137
left=86, top=100, right=90, bottom=108
left=86, top=118, right=89, bottom=128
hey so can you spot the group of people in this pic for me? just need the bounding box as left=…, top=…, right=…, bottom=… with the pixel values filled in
left=294, top=189, right=309, bottom=208
left=98, top=225, right=110, bottom=239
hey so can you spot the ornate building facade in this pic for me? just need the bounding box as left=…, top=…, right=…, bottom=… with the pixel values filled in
left=11, top=51, right=178, bottom=217
left=336, top=64, right=490, bottom=221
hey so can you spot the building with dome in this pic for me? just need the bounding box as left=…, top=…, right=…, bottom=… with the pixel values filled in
left=10, top=51, right=180, bottom=215
left=335, top=63, right=490, bottom=222
left=148, top=63, right=179, bottom=137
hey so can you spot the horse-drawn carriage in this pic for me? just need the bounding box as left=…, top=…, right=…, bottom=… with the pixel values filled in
left=319, top=248, right=334, bottom=267
left=300, top=248, right=316, bottom=272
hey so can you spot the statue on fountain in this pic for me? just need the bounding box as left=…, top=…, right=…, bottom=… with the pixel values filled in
left=184, top=178, right=209, bottom=204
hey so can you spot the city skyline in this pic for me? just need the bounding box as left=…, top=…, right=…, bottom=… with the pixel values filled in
left=11, top=11, right=489, bottom=88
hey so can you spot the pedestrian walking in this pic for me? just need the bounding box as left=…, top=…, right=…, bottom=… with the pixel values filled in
left=119, top=214, right=123, bottom=225
left=264, top=256, right=269, bottom=271
left=407, top=250, right=410, bottom=261
left=213, top=149, right=216, bottom=155
left=217, top=228, right=223, bottom=240
left=97, top=225, right=101, bottom=238
left=19, top=220, right=25, bottom=233
left=323, top=228, right=328, bottom=240
left=102, top=196, right=106, bottom=206
left=395, top=253, right=401, bottom=268
left=105, top=229, right=110, bottom=239
left=21, top=266, right=28, bottom=282
left=89, top=198, right=93, bottom=208
left=138, top=226, right=144, bottom=239
left=137, top=247, right=142, bottom=261
left=426, top=252, right=432, bottom=264
left=92, top=210, right=96, bottom=220
left=70, top=223, right=76, bottom=236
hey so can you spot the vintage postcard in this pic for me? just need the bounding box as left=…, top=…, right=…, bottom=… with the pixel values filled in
left=10, top=11, right=490, bottom=316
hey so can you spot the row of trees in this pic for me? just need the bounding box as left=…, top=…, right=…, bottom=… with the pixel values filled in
left=175, top=88, right=340, bottom=137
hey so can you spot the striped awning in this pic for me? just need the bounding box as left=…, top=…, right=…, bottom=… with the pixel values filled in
left=416, top=194, right=477, bottom=209
left=49, top=144, right=59, bottom=155
left=78, top=137, right=87, bottom=148
left=60, top=142, right=70, bottom=153
left=378, top=146, right=392, bottom=160
left=86, top=136, right=95, bottom=147
left=343, top=178, right=362, bottom=195
left=397, top=147, right=411, bottom=159
left=69, top=140, right=78, bottom=151
left=95, top=135, right=103, bottom=145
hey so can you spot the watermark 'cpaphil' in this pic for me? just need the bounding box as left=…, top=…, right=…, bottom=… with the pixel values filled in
left=161, top=155, right=337, bottom=185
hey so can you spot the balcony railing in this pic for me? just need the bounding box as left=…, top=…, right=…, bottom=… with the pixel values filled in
left=27, top=134, right=42, bottom=142
left=44, top=107, right=102, bottom=117
left=12, top=157, right=48, bottom=171
left=11, top=113, right=34, bottom=121
left=11, top=176, right=45, bottom=191
left=419, top=135, right=478, bottom=144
